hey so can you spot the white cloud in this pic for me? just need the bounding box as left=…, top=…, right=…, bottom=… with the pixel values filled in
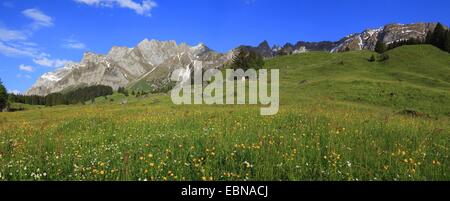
left=16, top=74, right=32, bottom=79
left=22, top=9, right=54, bottom=29
left=0, top=27, right=28, bottom=41
left=0, top=40, right=70, bottom=68
left=19, top=64, right=34, bottom=72
left=0, top=41, right=37, bottom=57
left=75, top=0, right=102, bottom=4
left=0, top=10, right=71, bottom=69
left=75, top=0, right=157, bottom=16
left=62, top=38, right=86, bottom=50
left=0, top=26, right=42, bottom=58
left=33, top=57, right=72, bottom=68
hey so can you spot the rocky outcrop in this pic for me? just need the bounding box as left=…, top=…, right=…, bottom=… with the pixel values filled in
left=331, top=23, right=437, bottom=52
left=295, top=41, right=339, bottom=52
left=26, top=40, right=229, bottom=96
left=248, top=23, right=440, bottom=55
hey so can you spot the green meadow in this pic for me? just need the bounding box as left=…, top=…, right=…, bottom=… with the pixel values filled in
left=0, top=45, right=449, bottom=181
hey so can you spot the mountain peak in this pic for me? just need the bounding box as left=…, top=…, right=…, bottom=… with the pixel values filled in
left=258, top=40, right=270, bottom=49
left=26, top=39, right=228, bottom=96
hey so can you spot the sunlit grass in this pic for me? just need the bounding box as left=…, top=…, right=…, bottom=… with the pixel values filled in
left=0, top=45, right=448, bottom=181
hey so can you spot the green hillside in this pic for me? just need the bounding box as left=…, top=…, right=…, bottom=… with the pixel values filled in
left=0, top=45, right=449, bottom=181
left=268, top=45, right=450, bottom=117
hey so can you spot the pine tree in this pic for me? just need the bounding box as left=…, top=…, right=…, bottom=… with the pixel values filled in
left=6, top=95, right=13, bottom=111
left=425, top=31, right=433, bottom=44
left=375, top=40, right=386, bottom=53
left=231, top=47, right=248, bottom=70
left=231, top=47, right=264, bottom=71
left=0, top=79, right=7, bottom=111
left=431, top=23, right=446, bottom=50
left=445, top=30, right=450, bottom=52
left=118, top=87, right=124, bottom=94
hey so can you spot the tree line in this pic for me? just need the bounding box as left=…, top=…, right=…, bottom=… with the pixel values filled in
left=0, top=79, right=7, bottom=112
left=8, top=85, right=113, bottom=107
left=376, top=23, right=450, bottom=53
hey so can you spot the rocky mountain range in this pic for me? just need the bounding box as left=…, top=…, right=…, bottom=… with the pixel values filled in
left=26, top=22, right=442, bottom=96
left=330, top=22, right=437, bottom=52
left=27, top=40, right=231, bottom=96
left=251, top=22, right=439, bottom=55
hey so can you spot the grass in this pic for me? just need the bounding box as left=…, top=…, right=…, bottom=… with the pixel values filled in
left=0, top=45, right=449, bottom=181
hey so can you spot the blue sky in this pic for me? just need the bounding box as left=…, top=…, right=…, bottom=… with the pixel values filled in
left=1, top=0, right=450, bottom=94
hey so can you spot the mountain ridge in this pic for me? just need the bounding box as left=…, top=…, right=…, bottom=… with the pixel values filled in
left=26, top=22, right=446, bottom=96
left=26, top=40, right=230, bottom=96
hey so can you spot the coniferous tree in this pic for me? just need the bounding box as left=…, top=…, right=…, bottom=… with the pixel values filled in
left=431, top=23, right=446, bottom=50
left=425, top=31, right=433, bottom=44
left=425, top=23, right=450, bottom=53
left=6, top=95, right=14, bottom=111
left=230, top=47, right=264, bottom=71
left=0, top=79, right=7, bottom=111
left=231, top=47, right=248, bottom=70
left=375, top=40, right=386, bottom=53
left=445, top=30, right=450, bottom=52
left=12, top=85, right=113, bottom=106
